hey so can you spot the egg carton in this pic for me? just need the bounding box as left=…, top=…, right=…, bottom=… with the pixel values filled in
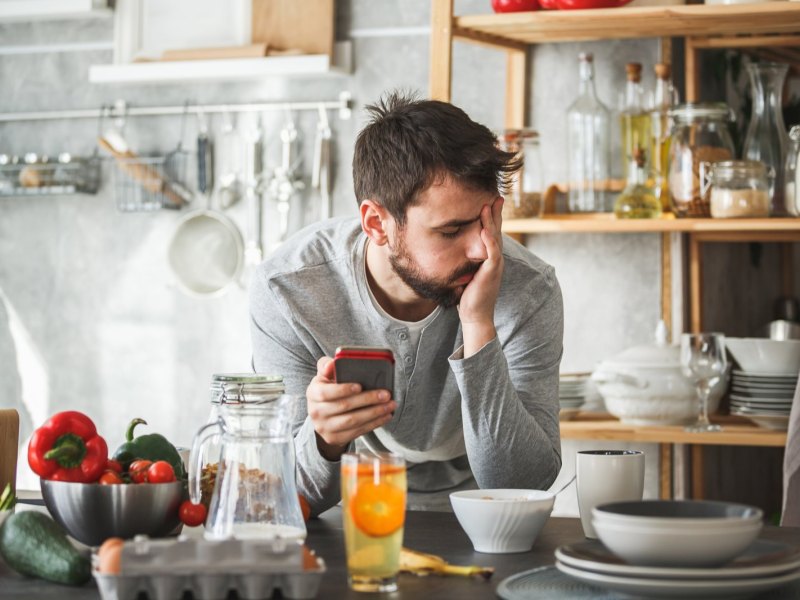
left=93, top=535, right=325, bottom=600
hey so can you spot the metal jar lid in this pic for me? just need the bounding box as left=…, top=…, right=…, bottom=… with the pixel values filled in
left=209, top=373, right=284, bottom=405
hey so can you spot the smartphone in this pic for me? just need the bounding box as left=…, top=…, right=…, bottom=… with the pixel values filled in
left=334, top=346, right=395, bottom=393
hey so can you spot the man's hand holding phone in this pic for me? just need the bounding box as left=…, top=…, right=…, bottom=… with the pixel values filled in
left=306, top=347, right=396, bottom=462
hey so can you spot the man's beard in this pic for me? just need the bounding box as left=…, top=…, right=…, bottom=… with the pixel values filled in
left=388, top=233, right=480, bottom=309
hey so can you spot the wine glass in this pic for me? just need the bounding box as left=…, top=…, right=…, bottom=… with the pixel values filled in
left=680, top=333, right=727, bottom=433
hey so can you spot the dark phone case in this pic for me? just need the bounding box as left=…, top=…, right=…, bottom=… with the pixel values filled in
left=334, top=347, right=394, bottom=392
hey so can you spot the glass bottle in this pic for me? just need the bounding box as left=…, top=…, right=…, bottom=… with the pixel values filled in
left=614, top=146, right=661, bottom=219
left=650, top=63, right=678, bottom=212
left=786, top=126, right=800, bottom=217
left=619, top=62, right=651, bottom=181
left=743, top=62, right=789, bottom=215
left=501, top=128, right=544, bottom=220
left=668, top=103, right=735, bottom=218
left=567, top=52, right=612, bottom=213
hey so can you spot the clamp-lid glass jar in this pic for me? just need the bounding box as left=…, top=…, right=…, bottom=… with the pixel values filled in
left=708, top=160, right=772, bottom=218
left=668, top=103, right=735, bottom=218
left=500, top=128, right=544, bottom=219
left=208, top=373, right=285, bottom=423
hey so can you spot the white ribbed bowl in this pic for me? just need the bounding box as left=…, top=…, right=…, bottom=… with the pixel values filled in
left=449, top=489, right=554, bottom=554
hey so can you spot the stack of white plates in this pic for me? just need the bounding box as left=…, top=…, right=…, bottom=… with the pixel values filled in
left=559, top=373, right=588, bottom=421
left=555, top=539, right=800, bottom=598
left=729, top=369, right=798, bottom=431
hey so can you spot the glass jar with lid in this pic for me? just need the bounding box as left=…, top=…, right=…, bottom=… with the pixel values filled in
left=668, top=103, right=735, bottom=217
left=500, top=128, right=544, bottom=220
left=786, top=125, right=800, bottom=217
left=707, top=160, right=772, bottom=218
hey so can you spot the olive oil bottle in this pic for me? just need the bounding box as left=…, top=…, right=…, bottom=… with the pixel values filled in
left=619, top=63, right=651, bottom=181
left=650, top=63, right=678, bottom=212
left=614, top=146, right=662, bottom=219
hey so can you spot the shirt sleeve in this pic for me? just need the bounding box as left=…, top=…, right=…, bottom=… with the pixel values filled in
left=448, top=267, right=563, bottom=491
left=248, top=268, right=345, bottom=516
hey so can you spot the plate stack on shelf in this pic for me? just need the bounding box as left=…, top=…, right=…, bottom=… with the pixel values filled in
left=559, top=373, right=588, bottom=421
left=729, top=370, right=798, bottom=431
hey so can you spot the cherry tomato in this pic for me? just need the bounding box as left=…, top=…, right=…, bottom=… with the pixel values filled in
left=179, top=500, right=207, bottom=527
left=106, top=459, right=122, bottom=473
left=129, top=459, right=153, bottom=484
left=99, top=470, right=123, bottom=485
left=298, top=494, right=311, bottom=522
left=146, top=460, right=175, bottom=484
left=491, top=0, right=539, bottom=12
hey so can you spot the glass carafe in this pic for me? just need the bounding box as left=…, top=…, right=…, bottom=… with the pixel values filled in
left=567, top=52, right=611, bottom=213
left=743, top=62, right=789, bottom=215
left=189, top=380, right=305, bottom=541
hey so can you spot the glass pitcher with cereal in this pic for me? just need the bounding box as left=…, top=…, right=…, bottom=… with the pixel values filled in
left=668, top=103, right=735, bottom=218
left=189, top=375, right=306, bottom=541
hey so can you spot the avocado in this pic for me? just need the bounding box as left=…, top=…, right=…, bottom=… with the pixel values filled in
left=0, top=511, right=91, bottom=586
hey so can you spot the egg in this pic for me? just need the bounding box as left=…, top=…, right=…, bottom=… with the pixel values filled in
left=97, top=537, right=124, bottom=574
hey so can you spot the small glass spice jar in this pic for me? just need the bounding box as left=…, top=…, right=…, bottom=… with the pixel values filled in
left=706, top=160, right=772, bottom=219
left=668, top=103, right=735, bottom=217
left=500, top=128, right=544, bottom=220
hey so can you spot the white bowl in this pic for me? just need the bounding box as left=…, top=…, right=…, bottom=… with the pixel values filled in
left=450, top=489, right=554, bottom=554
left=592, top=500, right=762, bottom=567
left=725, top=338, right=800, bottom=376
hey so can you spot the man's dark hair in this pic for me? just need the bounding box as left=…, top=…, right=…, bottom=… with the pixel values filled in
left=353, top=90, right=521, bottom=225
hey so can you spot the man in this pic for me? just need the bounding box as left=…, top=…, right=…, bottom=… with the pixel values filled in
left=250, top=91, right=563, bottom=514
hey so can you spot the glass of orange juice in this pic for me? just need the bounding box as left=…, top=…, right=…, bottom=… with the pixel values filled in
left=341, top=452, right=407, bottom=592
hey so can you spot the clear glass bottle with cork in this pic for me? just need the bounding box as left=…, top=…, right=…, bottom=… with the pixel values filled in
left=650, top=63, right=678, bottom=213
left=567, top=52, right=611, bottom=213
left=619, top=62, right=651, bottom=182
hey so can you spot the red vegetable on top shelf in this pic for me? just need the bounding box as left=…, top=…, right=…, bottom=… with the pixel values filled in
left=492, top=0, right=539, bottom=13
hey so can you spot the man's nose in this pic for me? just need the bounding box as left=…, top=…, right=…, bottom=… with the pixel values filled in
left=465, top=222, right=488, bottom=261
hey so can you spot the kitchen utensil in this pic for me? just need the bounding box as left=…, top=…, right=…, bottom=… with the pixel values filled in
left=267, top=118, right=305, bottom=243
left=450, top=489, right=554, bottom=554
left=312, top=104, right=332, bottom=220
left=196, top=111, right=213, bottom=197
left=167, top=136, right=244, bottom=296
left=680, top=333, right=727, bottom=433
left=725, top=337, right=800, bottom=375
left=218, top=111, right=243, bottom=210
left=40, top=479, right=185, bottom=547
left=765, top=320, right=800, bottom=341
left=188, top=383, right=305, bottom=541
left=243, top=125, right=265, bottom=267
left=576, top=450, right=644, bottom=539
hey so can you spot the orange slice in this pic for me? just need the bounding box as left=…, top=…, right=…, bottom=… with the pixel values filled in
left=350, top=481, right=406, bottom=537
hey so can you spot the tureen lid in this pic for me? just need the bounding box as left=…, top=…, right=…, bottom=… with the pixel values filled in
left=603, top=321, right=679, bottom=368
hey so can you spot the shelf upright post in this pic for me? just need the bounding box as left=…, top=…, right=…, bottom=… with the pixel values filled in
left=430, top=0, right=455, bottom=102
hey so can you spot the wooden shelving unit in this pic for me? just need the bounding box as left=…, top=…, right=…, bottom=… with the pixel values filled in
left=430, top=0, right=800, bottom=502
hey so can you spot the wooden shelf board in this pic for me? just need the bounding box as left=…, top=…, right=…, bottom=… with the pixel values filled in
left=560, top=414, right=786, bottom=447
left=503, top=215, right=800, bottom=234
left=454, top=3, right=800, bottom=46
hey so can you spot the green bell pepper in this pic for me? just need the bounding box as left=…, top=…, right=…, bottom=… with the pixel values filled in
left=112, top=418, right=186, bottom=479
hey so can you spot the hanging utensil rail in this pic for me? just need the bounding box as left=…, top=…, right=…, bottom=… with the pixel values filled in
left=0, top=92, right=352, bottom=123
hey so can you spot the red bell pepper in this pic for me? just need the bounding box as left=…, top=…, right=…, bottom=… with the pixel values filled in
left=28, top=411, right=109, bottom=483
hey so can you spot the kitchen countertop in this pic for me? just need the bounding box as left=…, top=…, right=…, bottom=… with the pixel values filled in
left=1, top=507, right=799, bottom=599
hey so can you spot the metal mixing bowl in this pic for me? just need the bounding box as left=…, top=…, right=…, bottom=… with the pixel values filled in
left=41, top=479, right=186, bottom=546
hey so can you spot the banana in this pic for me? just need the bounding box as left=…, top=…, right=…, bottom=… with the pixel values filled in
left=399, top=547, right=494, bottom=579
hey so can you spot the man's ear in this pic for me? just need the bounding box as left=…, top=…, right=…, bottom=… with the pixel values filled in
left=360, top=199, right=391, bottom=246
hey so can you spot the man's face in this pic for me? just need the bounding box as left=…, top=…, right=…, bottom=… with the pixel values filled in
left=385, top=177, right=497, bottom=308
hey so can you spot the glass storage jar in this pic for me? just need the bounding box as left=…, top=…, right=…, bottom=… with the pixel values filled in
left=707, top=160, right=771, bottom=218
left=786, top=125, right=800, bottom=217
left=500, top=128, right=544, bottom=220
left=668, top=103, right=735, bottom=218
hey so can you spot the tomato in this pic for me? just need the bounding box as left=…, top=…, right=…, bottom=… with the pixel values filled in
left=298, top=494, right=311, bottom=522
left=99, top=470, right=123, bottom=485
left=105, top=459, right=122, bottom=473
left=129, top=459, right=153, bottom=484
left=146, top=460, right=175, bottom=484
left=491, top=0, right=539, bottom=12
left=179, top=500, right=207, bottom=527
left=552, top=0, right=632, bottom=8
left=539, top=0, right=557, bottom=9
